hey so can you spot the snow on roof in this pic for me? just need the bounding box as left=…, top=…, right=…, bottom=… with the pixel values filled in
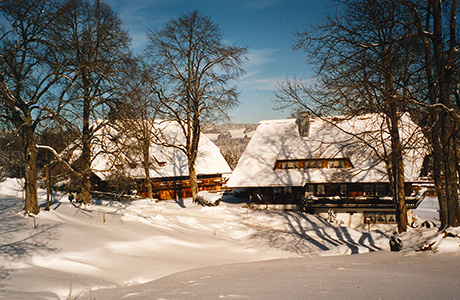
left=68, top=120, right=231, bottom=180
left=226, top=113, right=426, bottom=188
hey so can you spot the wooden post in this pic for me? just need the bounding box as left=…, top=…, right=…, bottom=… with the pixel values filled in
left=103, top=212, right=106, bottom=224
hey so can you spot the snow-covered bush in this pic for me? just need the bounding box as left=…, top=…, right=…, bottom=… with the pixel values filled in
left=196, top=191, right=222, bottom=206
left=416, top=228, right=460, bottom=253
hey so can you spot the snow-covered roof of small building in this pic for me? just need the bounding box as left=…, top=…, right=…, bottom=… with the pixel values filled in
left=67, top=120, right=231, bottom=181
left=226, top=113, right=426, bottom=188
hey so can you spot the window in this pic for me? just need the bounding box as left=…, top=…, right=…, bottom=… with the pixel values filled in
left=340, top=184, right=347, bottom=195
left=327, top=160, right=344, bottom=168
left=375, top=184, right=387, bottom=196
left=376, top=213, right=386, bottom=223
left=273, top=188, right=282, bottom=196
left=287, top=161, right=299, bottom=169
left=284, top=187, right=292, bottom=195
left=364, top=212, right=397, bottom=224
left=304, top=160, right=323, bottom=169
left=363, top=184, right=374, bottom=196
left=386, top=213, right=396, bottom=223
left=364, top=212, right=376, bottom=223
left=277, top=160, right=300, bottom=169
left=305, top=184, right=315, bottom=196
left=317, top=184, right=325, bottom=195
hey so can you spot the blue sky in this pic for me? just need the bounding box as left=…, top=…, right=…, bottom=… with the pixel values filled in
left=108, top=0, right=331, bottom=123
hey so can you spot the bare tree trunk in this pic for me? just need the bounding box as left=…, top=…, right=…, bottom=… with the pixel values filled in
left=45, top=163, right=51, bottom=211
left=412, top=0, right=449, bottom=228
left=22, top=123, right=39, bottom=215
left=189, top=163, right=198, bottom=202
left=188, top=119, right=201, bottom=203
left=395, top=158, right=408, bottom=232
left=390, top=116, right=408, bottom=232
left=144, top=166, right=153, bottom=199
left=80, top=157, right=92, bottom=205
left=455, top=130, right=460, bottom=212
left=142, top=136, right=153, bottom=199
left=431, top=0, right=460, bottom=227
left=442, top=116, right=460, bottom=226
left=80, top=78, right=92, bottom=205
left=431, top=120, right=448, bottom=228
left=147, top=178, right=153, bottom=199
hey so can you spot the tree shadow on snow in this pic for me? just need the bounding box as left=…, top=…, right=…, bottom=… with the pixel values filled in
left=248, top=211, right=383, bottom=256
left=0, top=196, right=60, bottom=272
left=293, top=212, right=383, bottom=254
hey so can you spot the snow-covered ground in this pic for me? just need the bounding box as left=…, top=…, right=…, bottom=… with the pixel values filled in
left=0, top=179, right=459, bottom=299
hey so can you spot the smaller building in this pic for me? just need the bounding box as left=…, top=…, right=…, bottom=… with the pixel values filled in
left=53, top=120, right=232, bottom=200
left=226, top=113, right=429, bottom=230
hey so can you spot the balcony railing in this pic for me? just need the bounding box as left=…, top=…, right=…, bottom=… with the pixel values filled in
left=303, top=195, right=424, bottom=209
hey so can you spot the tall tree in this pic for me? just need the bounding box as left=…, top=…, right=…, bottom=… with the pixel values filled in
left=145, top=11, right=247, bottom=202
left=403, top=0, right=460, bottom=227
left=108, top=58, right=160, bottom=199
left=53, top=0, right=131, bottom=204
left=277, top=0, right=423, bottom=232
left=0, top=0, right=68, bottom=214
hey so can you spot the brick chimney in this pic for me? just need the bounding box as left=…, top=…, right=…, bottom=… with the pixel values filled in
left=296, top=112, right=310, bottom=137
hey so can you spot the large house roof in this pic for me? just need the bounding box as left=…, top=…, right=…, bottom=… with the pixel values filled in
left=226, top=113, right=426, bottom=188
left=67, top=120, right=231, bottom=181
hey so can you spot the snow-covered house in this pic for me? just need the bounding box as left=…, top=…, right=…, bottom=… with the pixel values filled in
left=53, top=120, right=232, bottom=200
left=226, top=113, right=429, bottom=229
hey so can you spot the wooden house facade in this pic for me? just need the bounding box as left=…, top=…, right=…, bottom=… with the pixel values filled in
left=54, top=120, right=232, bottom=200
left=226, top=113, right=429, bottom=229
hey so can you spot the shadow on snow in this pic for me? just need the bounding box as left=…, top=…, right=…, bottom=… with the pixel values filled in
left=248, top=210, right=387, bottom=256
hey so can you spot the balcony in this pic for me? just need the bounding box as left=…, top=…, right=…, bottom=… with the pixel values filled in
left=303, top=195, right=424, bottom=209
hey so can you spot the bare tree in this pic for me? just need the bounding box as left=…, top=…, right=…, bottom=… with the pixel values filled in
left=144, top=11, right=247, bottom=202
left=402, top=0, right=460, bottom=228
left=0, top=0, right=69, bottom=214
left=38, top=124, right=79, bottom=210
left=276, top=0, right=424, bottom=232
left=108, top=58, right=161, bottom=199
left=53, top=0, right=131, bottom=204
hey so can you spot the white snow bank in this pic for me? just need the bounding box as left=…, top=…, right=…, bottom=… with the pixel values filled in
left=412, top=227, right=460, bottom=253
left=396, top=197, right=460, bottom=254
left=0, top=178, right=25, bottom=197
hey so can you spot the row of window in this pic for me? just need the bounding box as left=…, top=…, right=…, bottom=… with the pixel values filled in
left=272, top=183, right=392, bottom=197
left=306, top=183, right=389, bottom=197
left=276, top=159, right=351, bottom=170
left=115, top=161, right=167, bottom=170
left=304, top=184, right=347, bottom=196
left=364, top=211, right=397, bottom=224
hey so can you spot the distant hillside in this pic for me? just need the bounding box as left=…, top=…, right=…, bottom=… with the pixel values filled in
left=203, top=123, right=256, bottom=140
left=203, top=123, right=257, bottom=170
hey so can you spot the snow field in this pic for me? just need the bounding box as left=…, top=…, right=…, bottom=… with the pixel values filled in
left=1, top=179, right=459, bottom=299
